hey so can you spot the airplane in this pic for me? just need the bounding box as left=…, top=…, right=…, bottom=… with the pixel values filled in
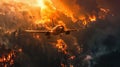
left=24, top=25, right=80, bottom=37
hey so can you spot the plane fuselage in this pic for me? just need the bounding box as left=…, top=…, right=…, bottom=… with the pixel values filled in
left=50, top=25, right=65, bottom=35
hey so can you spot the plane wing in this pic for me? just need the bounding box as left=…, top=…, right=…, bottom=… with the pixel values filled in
left=66, top=29, right=80, bottom=32
left=24, top=30, right=49, bottom=33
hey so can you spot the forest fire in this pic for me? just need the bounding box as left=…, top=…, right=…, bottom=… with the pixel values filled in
left=56, top=39, right=68, bottom=54
left=0, top=44, right=22, bottom=67
left=55, top=39, right=76, bottom=67
left=0, top=50, right=15, bottom=66
left=34, top=0, right=110, bottom=26
left=89, top=15, right=96, bottom=22
left=0, top=0, right=117, bottom=67
left=0, top=0, right=111, bottom=29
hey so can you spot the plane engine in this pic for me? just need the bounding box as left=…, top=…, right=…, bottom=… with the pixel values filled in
left=65, top=31, right=70, bottom=35
left=45, top=32, right=50, bottom=36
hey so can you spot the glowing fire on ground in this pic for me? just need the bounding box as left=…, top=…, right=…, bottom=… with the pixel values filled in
left=0, top=44, right=22, bottom=66
left=56, top=39, right=68, bottom=54
left=0, top=50, right=15, bottom=66
left=55, top=39, right=76, bottom=67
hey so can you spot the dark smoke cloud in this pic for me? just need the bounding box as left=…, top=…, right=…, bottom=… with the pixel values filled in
left=77, top=0, right=98, bottom=14
left=78, top=0, right=120, bottom=66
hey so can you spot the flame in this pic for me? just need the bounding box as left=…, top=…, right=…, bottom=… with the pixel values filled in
left=0, top=44, right=22, bottom=66
left=56, top=39, right=68, bottom=54
left=100, top=8, right=110, bottom=14
left=55, top=39, right=78, bottom=67
left=34, top=0, right=99, bottom=25
left=0, top=1, right=113, bottom=66
left=98, top=8, right=110, bottom=19
left=0, top=0, right=111, bottom=30
left=37, top=0, right=46, bottom=9
left=35, top=0, right=57, bottom=24
left=78, top=15, right=97, bottom=25
left=89, top=15, right=96, bottom=22
left=0, top=50, right=16, bottom=66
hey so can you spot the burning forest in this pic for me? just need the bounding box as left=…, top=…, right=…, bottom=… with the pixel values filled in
left=0, top=0, right=120, bottom=67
